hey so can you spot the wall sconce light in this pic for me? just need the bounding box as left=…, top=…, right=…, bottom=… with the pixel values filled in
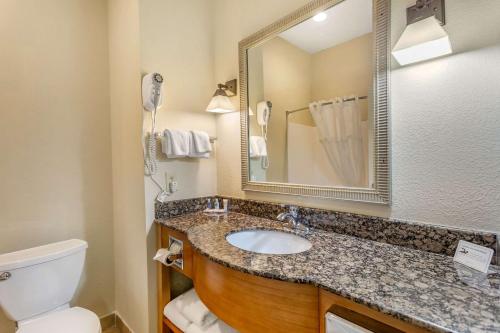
left=206, top=79, right=237, bottom=113
left=392, top=0, right=452, bottom=66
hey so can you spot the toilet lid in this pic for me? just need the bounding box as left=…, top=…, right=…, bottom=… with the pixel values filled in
left=17, top=307, right=101, bottom=333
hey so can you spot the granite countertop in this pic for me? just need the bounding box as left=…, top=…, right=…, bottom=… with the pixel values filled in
left=156, top=212, right=500, bottom=333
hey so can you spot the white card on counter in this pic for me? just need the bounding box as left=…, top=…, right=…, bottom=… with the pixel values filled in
left=453, top=240, right=493, bottom=273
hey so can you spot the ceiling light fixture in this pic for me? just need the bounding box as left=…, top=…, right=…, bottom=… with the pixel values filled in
left=392, top=0, right=452, bottom=66
left=312, top=12, right=327, bottom=22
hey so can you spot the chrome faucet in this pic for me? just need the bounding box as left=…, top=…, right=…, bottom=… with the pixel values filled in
left=277, top=206, right=309, bottom=232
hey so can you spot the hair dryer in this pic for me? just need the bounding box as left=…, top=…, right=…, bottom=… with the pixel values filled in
left=142, top=73, right=169, bottom=202
left=142, top=73, right=164, bottom=112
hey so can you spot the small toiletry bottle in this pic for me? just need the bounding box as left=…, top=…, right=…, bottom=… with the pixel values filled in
left=207, top=198, right=212, bottom=209
left=223, top=199, right=229, bottom=212
left=214, top=198, right=220, bottom=210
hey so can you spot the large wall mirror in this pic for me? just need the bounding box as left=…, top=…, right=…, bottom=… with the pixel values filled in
left=239, top=0, right=390, bottom=204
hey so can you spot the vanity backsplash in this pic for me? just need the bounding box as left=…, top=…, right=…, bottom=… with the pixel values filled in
left=155, top=196, right=498, bottom=265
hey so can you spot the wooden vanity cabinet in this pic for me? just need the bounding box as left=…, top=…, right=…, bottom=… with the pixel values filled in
left=158, top=225, right=431, bottom=333
left=193, top=251, right=319, bottom=333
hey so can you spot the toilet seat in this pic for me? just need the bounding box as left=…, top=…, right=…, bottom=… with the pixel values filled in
left=17, top=307, right=101, bottom=333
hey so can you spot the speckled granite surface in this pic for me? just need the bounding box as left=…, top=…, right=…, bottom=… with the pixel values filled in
left=155, top=196, right=212, bottom=218
left=156, top=197, right=498, bottom=264
left=156, top=212, right=500, bottom=333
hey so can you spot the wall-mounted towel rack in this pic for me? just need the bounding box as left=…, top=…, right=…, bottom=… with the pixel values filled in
left=154, top=132, right=217, bottom=143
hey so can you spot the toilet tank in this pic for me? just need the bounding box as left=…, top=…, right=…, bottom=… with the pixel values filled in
left=0, top=239, right=87, bottom=322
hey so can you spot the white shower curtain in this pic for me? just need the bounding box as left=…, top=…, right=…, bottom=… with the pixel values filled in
left=309, top=98, right=366, bottom=187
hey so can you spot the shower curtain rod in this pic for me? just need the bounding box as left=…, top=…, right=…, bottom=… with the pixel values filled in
left=285, top=95, right=368, bottom=115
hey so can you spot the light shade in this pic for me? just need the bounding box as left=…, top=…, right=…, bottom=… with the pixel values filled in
left=206, top=95, right=235, bottom=113
left=392, top=16, right=452, bottom=66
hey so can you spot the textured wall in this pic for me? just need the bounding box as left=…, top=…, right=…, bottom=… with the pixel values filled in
left=214, top=0, right=500, bottom=233
left=388, top=0, right=500, bottom=232
left=391, top=45, right=500, bottom=233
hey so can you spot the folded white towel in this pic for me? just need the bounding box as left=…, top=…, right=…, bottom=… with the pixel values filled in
left=186, top=320, right=238, bottom=333
left=164, top=300, right=191, bottom=332
left=191, top=130, right=212, bottom=153
left=188, top=134, right=210, bottom=159
left=249, top=136, right=267, bottom=158
left=175, top=289, right=217, bottom=328
left=163, top=129, right=191, bottom=158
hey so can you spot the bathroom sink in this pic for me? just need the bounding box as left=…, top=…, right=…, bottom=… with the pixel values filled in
left=226, top=230, right=312, bottom=255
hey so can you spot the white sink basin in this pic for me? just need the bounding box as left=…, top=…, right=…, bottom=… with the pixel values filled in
left=226, top=230, right=312, bottom=255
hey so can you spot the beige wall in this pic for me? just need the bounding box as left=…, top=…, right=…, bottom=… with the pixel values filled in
left=214, top=0, right=500, bottom=233
left=247, top=47, right=268, bottom=181
left=108, top=0, right=150, bottom=332
left=311, top=33, right=373, bottom=121
left=140, top=0, right=217, bottom=231
left=0, top=0, right=114, bottom=332
left=251, top=37, right=312, bottom=182
left=139, top=0, right=218, bottom=331
left=312, top=33, right=372, bottom=100
left=248, top=47, right=265, bottom=136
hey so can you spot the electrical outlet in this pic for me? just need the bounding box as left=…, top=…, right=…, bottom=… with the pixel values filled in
left=169, top=178, right=178, bottom=193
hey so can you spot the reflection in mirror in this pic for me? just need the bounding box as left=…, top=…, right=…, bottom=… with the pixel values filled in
left=247, top=0, right=373, bottom=189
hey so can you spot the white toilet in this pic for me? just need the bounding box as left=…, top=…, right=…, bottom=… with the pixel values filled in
left=0, top=239, right=101, bottom=333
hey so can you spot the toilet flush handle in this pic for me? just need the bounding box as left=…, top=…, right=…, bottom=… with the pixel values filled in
left=0, top=272, right=11, bottom=281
